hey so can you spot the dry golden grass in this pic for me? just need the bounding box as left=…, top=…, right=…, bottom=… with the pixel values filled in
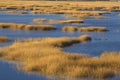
left=6, top=11, right=28, bottom=14
left=65, top=12, right=110, bottom=20
left=0, top=23, right=56, bottom=31
left=33, top=18, right=47, bottom=23
left=48, top=20, right=84, bottom=24
left=0, top=1, right=120, bottom=79
left=0, top=36, right=120, bottom=79
left=78, top=26, right=108, bottom=32
left=92, top=16, right=108, bottom=19
left=0, top=1, right=119, bottom=15
left=59, top=20, right=84, bottom=24
left=62, top=26, right=78, bottom=32
left=0, top=1, right=112, bottom=24
left=62, top=26, right=108, bottom=32
left=66, top=14, right=90, bottom=19
left=0, top=36, right=9, bottom=43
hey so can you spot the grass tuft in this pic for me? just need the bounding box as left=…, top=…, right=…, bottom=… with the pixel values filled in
left=0, top=36, right=9, bottom=43
left=62, top=26, right=108, bottom=32
left=0, top=23, right=56, bottom=31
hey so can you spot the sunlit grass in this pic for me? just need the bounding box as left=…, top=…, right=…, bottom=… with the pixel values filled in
left=0, top=36, right=9, bottom=43
left=62, top=26, right=108, bottom=32
left=0, top=23, right=56, bottom=31
left=0, top=36, right=120, bottom=79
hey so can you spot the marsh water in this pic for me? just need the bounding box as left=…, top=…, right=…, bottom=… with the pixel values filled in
left=0, top=11, right=120, bottom=80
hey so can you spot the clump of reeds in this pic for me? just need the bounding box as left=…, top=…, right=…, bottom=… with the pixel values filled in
left=0, top=36, right=9, bottom=43
left=62, top=26, right=108, bottom=32
left=79, top=35, right=92, bottom=42
left=0, top=23, right=56, bottom=31
left=66, top=14, right=90, bottom=19
left=59, top=20, right=84, bottom=24
left=33, top=18, right=47, bottom=23
left=92, top=16, right=108, bottom=19
left=62, top=26, right=77, bottom=32
left=6, top=11, right=28, bottom=14
left=78, top=27, right=108, bottom=32
left=48, top=20, right=84, bottom=24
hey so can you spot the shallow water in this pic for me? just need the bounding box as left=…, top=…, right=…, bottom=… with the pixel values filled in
left=0, top=60, right=120, bottom=80
left=0, top=12, right=120, bottom=56
left=0, top=11, right=120, bottom=80
left=64, top=12, right=120, bottom=56
left=0, top=60, right=54, bottom=80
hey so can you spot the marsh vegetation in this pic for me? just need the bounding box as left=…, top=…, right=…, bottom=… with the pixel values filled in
left=0, top=1, right=120, bottom=80
left=62, top=26, right=108, bottom=32
left=0, top=36, right=120, bottom=79
left=0, top=23, right=56, bottom=31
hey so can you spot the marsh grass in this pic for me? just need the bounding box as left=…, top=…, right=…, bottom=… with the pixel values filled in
left=78, top=27, right=108, bottom=32
left=48, top=20, right=84, bottom=24
left=0, top=1, right=120, bottom=15
left=71, top=14, right=90, bottom=19
left=62, top=26, right=77, bottom=32
left=6, top=11, right=28, bottom=14
left=0, top=23, right=56, bottom=31
left=92, top=16, right=108, bottom=20
left=0, top=1, right=120, bottom=79
left=0, top=36, right=120, bottom=79
left=0, top=36, right=9, bottom=43
left=62, top=26, right=108, bottom=32
left=33, top=18, right=47, bottom=23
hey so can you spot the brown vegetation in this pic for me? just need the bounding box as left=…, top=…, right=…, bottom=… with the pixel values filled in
left=0, top=36, right=9, bottom=43
left=62, top=26, right=78, bottom=32
left=0, top=1, right=120, bottom=79
left=65, top=14, right=90, bottom=19
left=33, top=18, right=47, bottom=23
left=0, top=1, right=119, bottom=15
left=62, top=26, right=108, bottom=32
left=48, top=20, right=84, bottom=24
left=6, top=11, right=28, bottom=14
left=0, top=23, right=56, bottom=31
left=0, top=1, right=116, bottom=23
left=0, top=36, right=120, bottom=79
left=92, top=16, right=109, bottom=19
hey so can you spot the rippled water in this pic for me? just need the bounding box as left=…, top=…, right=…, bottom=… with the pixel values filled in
left=0, top=11, right=120, bottom=80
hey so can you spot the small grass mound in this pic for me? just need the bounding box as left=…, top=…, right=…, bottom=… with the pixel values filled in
left=59, top=20, right=84, bottom=24
left=0, top=36, right=9, bottom=43
left=78, top=27, right=108, bottom=32
left=6, top=11, right=28, bottom=14
left=79, top=35, right=92, bottom=42
left=62, top=26, right=77, bottom=32
left=66, top=14, right=90, bottom=19
left=48, top=20, right=84, bottom=24
left=62, top=26, right=108, bottom=32
left=93, top=16, right=108, bottom=19
left=0, top=23, right=56, bottom=31
left=33, top=18, right=47, bottom=23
